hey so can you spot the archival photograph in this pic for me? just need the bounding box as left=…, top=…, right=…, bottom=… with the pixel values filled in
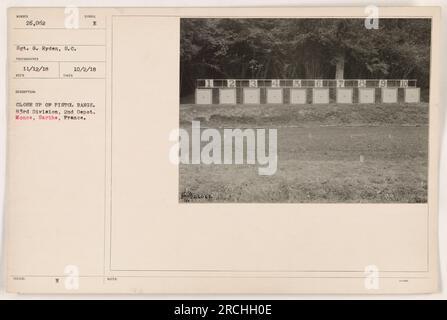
left=179, top=18, right=431, bottom=203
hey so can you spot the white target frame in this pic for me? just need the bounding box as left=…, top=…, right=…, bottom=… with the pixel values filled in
left=404, top=88, right=421, bottom=103
left=359, top=88, right=376, bottom=104
left=336, top=88, right=353, bottom=104
left=243, top=88, right=260, bottom=104
left=195, top=89, right=213, bottom=105
left=312, top=88, right=329, bottom=104
left=266, top=88, right=283, bottom=104
left=290, top=88, right=307, bottom=104
left=381, top=88, right=398, bottom=103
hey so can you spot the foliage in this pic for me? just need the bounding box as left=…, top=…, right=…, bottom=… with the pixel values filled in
left=180, top=18, right=431, bottom=97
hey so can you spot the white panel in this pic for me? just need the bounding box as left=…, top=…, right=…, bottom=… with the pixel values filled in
left=196, top=89, right=212, bottom=104
left=266, top=88, right=283, bottom=104
left=336, top=88, right=353, bottom=104
left=382, top=88, right=398, bottom=103
left=204, top=79, right=214, bottom=88
left=312, top=88, right=329, bottom=104
left=290, top=88, right=307, bottom=104
left=379, top=79, right=387, bottom=88
left=359, top=88, right=375, bottom=104
left=243, top=88, right=260, bottom=104
left=219, top=88, right=236, bottom=104
left=227, top=79, right=236, bottom=88
left=404, top=88, right=420, bottom=103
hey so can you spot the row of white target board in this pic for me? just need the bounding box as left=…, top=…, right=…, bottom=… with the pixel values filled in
left=195, top=87, right=421, bottom=104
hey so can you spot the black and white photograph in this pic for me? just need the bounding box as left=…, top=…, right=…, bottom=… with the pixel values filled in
left=179, top=18, right=431, bottom=203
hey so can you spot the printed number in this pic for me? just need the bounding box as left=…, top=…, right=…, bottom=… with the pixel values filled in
left=249, top=80, right=258, bottom=88
left=293, top=80, right=302, bottom=87
left=272, top=80, right=280, bottom=87
left=227, top=80, right=236, bottom=88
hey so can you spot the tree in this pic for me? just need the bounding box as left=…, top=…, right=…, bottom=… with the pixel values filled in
left=180, top=18, right=431, bottom=97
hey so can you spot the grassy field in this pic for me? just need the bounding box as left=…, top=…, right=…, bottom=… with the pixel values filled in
left=179, top=103, right=428, bottom=203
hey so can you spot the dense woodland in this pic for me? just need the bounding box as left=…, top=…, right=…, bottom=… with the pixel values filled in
left=180, top=18, right=431, bottom=98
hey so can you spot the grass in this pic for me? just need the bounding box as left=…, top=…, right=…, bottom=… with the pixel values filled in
left=179, top=103, right=428, bottom=203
